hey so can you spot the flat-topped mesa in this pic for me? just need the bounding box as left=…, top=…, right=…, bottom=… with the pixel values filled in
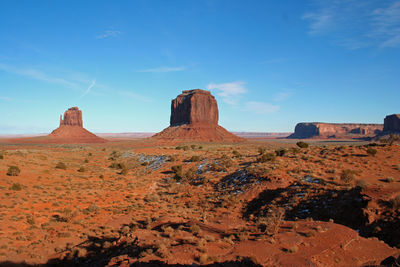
left=288, top=122, right=383, bottom=139
left=154, top=89, right=242, bottom=142
left=60, top=107, right=83, bottom=127
left=170, top=89, right=218, bottom=126
left=383, top=114, right=400, bottom=133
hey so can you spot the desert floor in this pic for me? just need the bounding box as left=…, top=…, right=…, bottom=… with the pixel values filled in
left=0, top=138, right=399, bottom=266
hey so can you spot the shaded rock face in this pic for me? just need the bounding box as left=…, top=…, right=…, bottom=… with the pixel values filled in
left=288, top=122, right=383, bottom=139
left=154, top=89, right=242, bottom=142
left=170, top=89, right=218, bottom=126
left=383, top=114, right=400, bottom=133
left=60, top=107, right=83, bottom=127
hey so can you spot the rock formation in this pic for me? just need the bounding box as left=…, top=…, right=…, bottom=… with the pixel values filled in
left=47, top=107, right=106, bottom=143
left=154, top=89, right=242, bottom=142
left=383, top=114, right=400, bottom=133
left=288, top=122, right=383, bottom=139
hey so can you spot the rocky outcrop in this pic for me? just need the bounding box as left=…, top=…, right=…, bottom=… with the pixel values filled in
left=47, top=107, right=106, bottom=143
left=170, top=89, right=218, bottom=126
left=288, top=122, right=383, bottom=139
left=154, top=89, right=242, bottom=142
left=383, top=114, right=400, bottom=133
left=60, top=107, right=83, bottom=127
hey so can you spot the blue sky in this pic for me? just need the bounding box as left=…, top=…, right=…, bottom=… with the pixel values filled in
left=0, top=0, right=399, bottom=134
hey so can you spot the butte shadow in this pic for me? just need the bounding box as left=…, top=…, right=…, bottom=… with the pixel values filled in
left=152, top=89, right=243, bottom=142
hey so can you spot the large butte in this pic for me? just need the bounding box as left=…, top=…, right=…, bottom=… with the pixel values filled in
left=153, top=89, right=243, bottom=142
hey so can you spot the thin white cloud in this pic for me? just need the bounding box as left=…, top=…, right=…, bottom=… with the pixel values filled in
left=302, top=0, right=400, bottom=49
left=245, top=101, right=279, bottom=115
left=80, top=79, right=96, bottom=98
left=96, top=30, right=122, bottom=39
left=137, top=66, right=186, bottom=73
left=206, top=81, right=247, bottom=104
left=118, top=90, right=153, bottom=102
left=0, top=96, right=12, bottom=102
left=274, top=92, right=292, bottom=102
left=0, top=62, right=77, bottom=88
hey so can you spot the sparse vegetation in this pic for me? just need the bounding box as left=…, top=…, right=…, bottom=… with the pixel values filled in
left=258, top=153, right=276, bottom=162
left=55, top=161, right=67, bottom=170
left=340, top=169, right=356, bottom=183
left=7, top=166, right=20, bottom=176
left=366, top=148, right=377, bottom=156
left=9, top=183, right=22, bottom=191
left=296, top=141, right=309, bottom=148
left=275, top=148, right=287, bottom=157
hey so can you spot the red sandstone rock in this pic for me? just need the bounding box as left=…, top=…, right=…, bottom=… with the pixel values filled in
left=288, top=122, right=383, bottom=139
left=60, top=107, right=83, bottom=127
left=47, top=107, right=106, bottom=143
left=154, top=89, right=242, bottom=142
left=383, top=114, right=400, bottom=133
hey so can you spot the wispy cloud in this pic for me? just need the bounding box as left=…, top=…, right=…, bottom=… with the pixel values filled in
left=206, top=81, right=247, bottom=104
left=244, top=101, right=279, bottom=115
left=302, top=0, right=400, bottom=49
left=274, top=92, right=292, bottom=102
left=137, top=66, right=186, bottom=73
left=0, top=62, right=77, bottom=88
left=96, top=30, right=122, bottom=39
left=80, top=79, right=96, bottom=98
left=0, top=96, right=12, bottom=102
left=118, top=90, right=153, bottom=102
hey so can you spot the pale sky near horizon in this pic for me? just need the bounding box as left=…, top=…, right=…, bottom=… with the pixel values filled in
left=0, top=0, right=399, bottom=134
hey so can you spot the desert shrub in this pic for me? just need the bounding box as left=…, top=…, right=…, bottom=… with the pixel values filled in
left=191, top=145, right=196, bottom=149
left=258, top=147, right=266, bottom=155
left=84, top=158, right=89, bottom=163
left=26, top=215, right=35, bottom=225
left=287, top=245, right=298, bottom=253
left=120, top=167, right=129, bottom=175
left=290, top=147, right=301, bottom=153
left=275, top=148, right=287, bottom=157
left=258, top=153, right=276, bottom=163
left=55, top=162, right=67, bottom=170
left=0, top=154, right=3, bottom=159
left=220, top=157, right=233, bottom=168
left=171, top=165, right=184, bottom=180
left=355, top=179, right=368, bottom=190
left=189, top=155, right=201, bottom=162
left=366, top=148, right=377, bottom=156
left=7, top=166, right=20, bottom=176
left=9, top=183, right=22, bottom=191
left=390, top=196, right=400, bottom=210
left=210, top=162, right=226, bottom=172
left=141, top=161, right=149, bottom=166
left=189, top=224, right=201, bottom=235
left=232, top=150, right=241, bottom=158
left=182, top=146, right=189, bottom=151
left=110, top=162, right=126, bottom=169
left=77, top=166, right=85, bottom=172
left=185, top=168, right=196, bottom=180
left=258, top=207, right=284, bottom=236
left=296, top=141, right=309, bottom=148
left=340, top=169, right=356, bottom=183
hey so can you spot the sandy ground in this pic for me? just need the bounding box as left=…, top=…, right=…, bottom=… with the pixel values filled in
left=0, top=138, right=399, bottom=266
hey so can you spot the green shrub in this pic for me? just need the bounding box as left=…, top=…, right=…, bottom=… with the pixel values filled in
left=55, top=162, right=67, bottom=170
left=84, top=158, right=89, bottom=163
left=7, top=166, right=20, bottom=176
left=258, top=147, right=266, bottom=155
left=191, top=145, right=196, bottom=150
left=9, top=183, right=22, bottom=191
left=366, top=148, right=377, bottom=156
left=0, top=154, right=3, bottom=159
left=340, top=169, right=356, bottom=183
left=258, top=153, right=276, bottom=163
left=275, top=148, right=287, bottom=157
left=296, top=141, right=309, bottom=148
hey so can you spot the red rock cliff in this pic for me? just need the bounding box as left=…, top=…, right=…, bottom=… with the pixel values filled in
left=170, top=89, right=218, bottom=126
left=288, top=122, right=383, bottom=139
left=383, top=114, right=400, bottom=133
left=60, top=107, right=83, bottom=127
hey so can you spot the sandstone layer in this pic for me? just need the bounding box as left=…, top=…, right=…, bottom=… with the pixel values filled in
left=383, top=114, right=400, bottom=133
left=47, top=107, right=106, bottom=143
left=154, top=89, right=242, bottom=142
left=288, top=122, right=383, bottom=139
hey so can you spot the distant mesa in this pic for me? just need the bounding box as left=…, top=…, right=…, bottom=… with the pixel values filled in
left=383, top=114, right=400, bottom=133
left=288, top=122, right=383, bottom=139
left=48, top=107, right=106, bottom=143
left=153, top=89, right=243, bottom=142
